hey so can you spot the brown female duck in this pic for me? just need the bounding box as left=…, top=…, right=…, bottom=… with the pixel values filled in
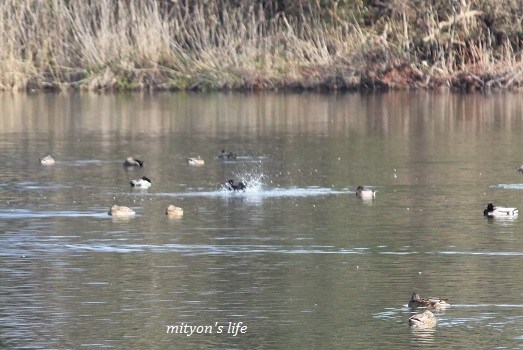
left=408, top=292, right=449, bottom=308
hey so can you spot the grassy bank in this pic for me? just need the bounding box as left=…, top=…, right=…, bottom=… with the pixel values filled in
left=1, top=0, right=523, bottom=92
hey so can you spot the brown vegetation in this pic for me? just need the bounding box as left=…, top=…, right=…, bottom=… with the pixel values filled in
left=1, top=0, right=523, bottom=92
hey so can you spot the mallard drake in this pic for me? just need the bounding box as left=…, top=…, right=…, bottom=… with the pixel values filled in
left=218, top=149, right=237, bottom=160
left=130, top=176, right=152, bottom=188
left=409, top=310, right=437, bottom=328
left=108, top=204, right=136, bottom=216
left=408, top=292, right=449, bottom=308
left=39, top=155, right=55, bottom=165
left=123, top=157, right=144, bottom=167
left=484, top=203, right=518, bottom=217
left=187, top=156, right=204, bottom=166
left=166, top=205, right=184, bottom=217
left=225, top=179, right=247, bottom=191
left=356, top=186, right=376, bottom=199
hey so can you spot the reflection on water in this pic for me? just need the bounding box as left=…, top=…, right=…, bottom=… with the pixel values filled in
left=1, top=91, right=523, bottom=138
left=409, top=326, right=436, bottom=346
left=2, top=92, right=523, bottom=349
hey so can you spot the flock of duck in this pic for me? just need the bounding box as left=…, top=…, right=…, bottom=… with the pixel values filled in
left=356, top=185, right=519, bottom=218
left=407, top=292, right=449, bottom=328
left=40, top=152, right=513, bottom=219
left=39, top=150, right=246, bottom=218
left=115, top=156, right=186, bottom=217
left=356, top=173, right=521, bottom=329
left=403, top=165, right=523, bottom=327
left=39, top=152, right=517, bottom=328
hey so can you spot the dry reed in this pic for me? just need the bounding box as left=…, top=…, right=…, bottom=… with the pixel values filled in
left=1, top=0, right=523, bottom=91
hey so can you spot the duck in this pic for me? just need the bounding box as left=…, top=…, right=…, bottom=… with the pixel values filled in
left=187, top=156, right=204, bottom=166
left=356, top=186, right=376, bottom=199
left=408, top=292, right=449, bottom=308
left=123, top=157, right=144, bottom=167
left=409, top=310, right=437, bottom=328
left=517, top=165, right=523, bottom=173
left=483, top=203, right=518, bottom=217
left=107, top=204, right=136, bottom=216
left=166, top=205, right=184, bottom=217
left=218, top=149, right=237, bottom=160
left=39, top=155, right=55, bottom=165
left=226, top=179, right=247, bottom=191
left=130, top=176, right=152, bottom=188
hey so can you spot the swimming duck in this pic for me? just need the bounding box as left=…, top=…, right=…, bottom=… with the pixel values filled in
left=226, top=179, right=247, bottom=191
left=483, top=203, right=518, bottom=217
left=356, top=186, right=376, bottom=199
left=166, top=205, right=184, bottom=217
left=218, top=149, right=237, bottom=160
left=130, top=176, right=152, bottom=188
left=108, top=204, right=136, bottom=216
left=408, top=292, right=449, bottom=308
left=187, top=156, right=204, bottom=166
left=123, top=157, right=144, bottom=167
left=409, top=310, right=437, bottom=328
left=39, top=155, right=55, bottom=165
left=517, top=165, right=523, bottom=173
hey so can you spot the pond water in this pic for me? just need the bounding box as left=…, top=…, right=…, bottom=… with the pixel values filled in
left=2, top=91, right=523, bottom=349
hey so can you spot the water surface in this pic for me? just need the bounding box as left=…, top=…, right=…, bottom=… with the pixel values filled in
left=2, top=92, right=523, bottom=349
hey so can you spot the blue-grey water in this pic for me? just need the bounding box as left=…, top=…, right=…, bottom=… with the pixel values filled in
left=2, top=91, right=523, bottom=349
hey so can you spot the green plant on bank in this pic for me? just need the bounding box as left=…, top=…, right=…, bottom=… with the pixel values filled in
left=1, top=0, right=523, bottom=91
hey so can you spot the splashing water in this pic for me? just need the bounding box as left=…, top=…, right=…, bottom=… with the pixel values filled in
left=150, top=167, right=352, bottom=199
left=221, top=170, right=267, bottom=193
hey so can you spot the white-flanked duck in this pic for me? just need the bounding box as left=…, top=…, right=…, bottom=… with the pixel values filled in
left=484, top=203, right=518, bottom=217
left=187, top=156, right=204, bottom=166
left=166, top=205, right=184, bottom=217
left=130, top=176, right=152, bottom=188
left=409, top=310, right=437, bottom=328
left=408, top=292, right=449, bottom=309
left=218, top=149, right=237, bottom=160
left=40, top=155, right=55, bottom=165
left=123, top=157, right=144, bottom=167
left=356, top=186, right=376, bottom=199
left=108, top=205, right=136, bottom=216
left=226, top=179, right=247, bottom=191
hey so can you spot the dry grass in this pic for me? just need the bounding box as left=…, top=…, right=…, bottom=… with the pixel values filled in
left=1, top=0, right=523, bottom=91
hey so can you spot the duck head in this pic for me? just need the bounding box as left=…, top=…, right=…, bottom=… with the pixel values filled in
left=410, top=292, right=421, bottom=302
left=484, top=203, right=496, bottom=216
left=409, top=310, right=437, bottom=328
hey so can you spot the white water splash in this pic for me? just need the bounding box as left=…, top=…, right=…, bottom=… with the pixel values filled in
left=492, top=183, right=523, bottom=189
left=220, top=170, right=268, bottom=193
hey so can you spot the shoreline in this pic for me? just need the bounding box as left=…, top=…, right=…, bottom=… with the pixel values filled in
left=17, top=66, right=522, bottom=93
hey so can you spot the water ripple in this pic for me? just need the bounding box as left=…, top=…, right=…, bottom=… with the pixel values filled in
left=0, top=209, right=107, bottom=219
left=151, top=187, right=352, bottom=199
left=492, top=183, right=523, bottom=190
left=438, top=251, right=523, bottom=256
left=2, top=243, right=367, bottom=256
